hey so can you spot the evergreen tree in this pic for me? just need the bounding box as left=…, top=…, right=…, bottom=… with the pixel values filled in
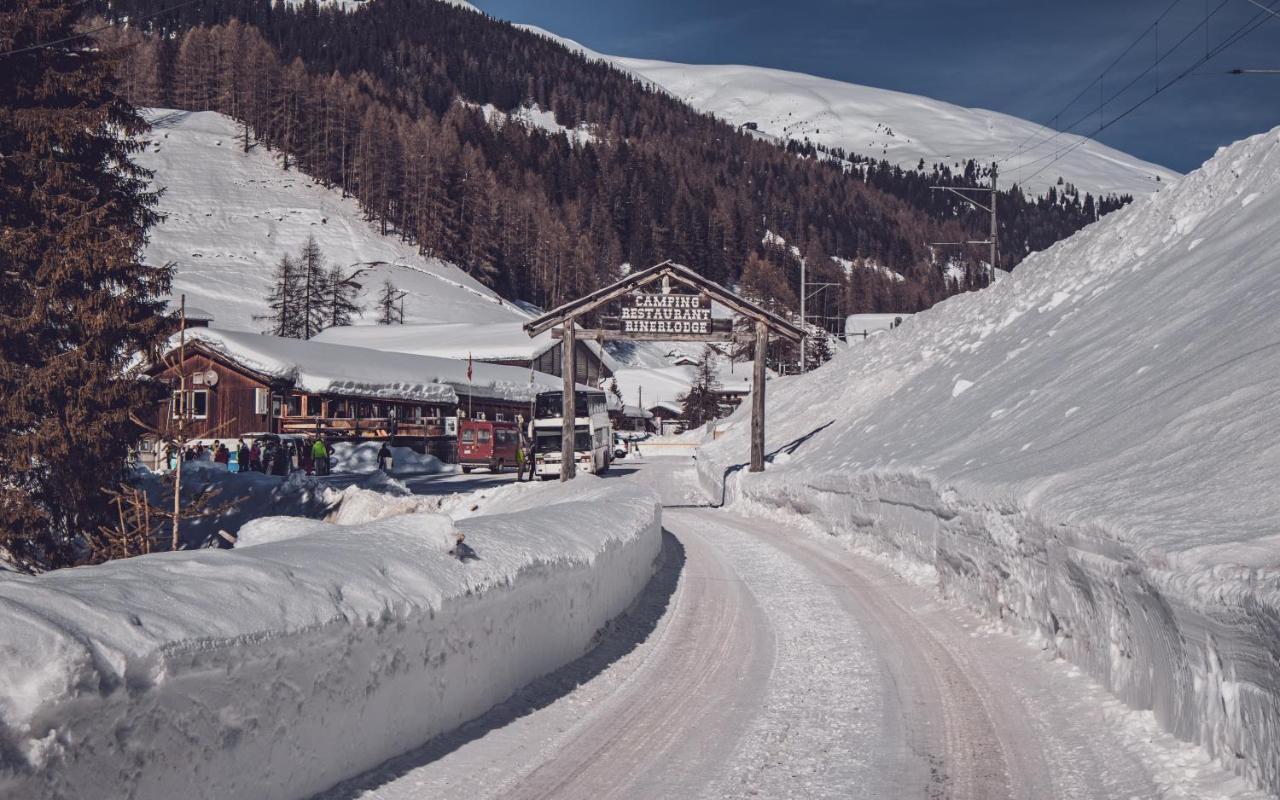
left=0, top=0, right=173, bottom=570
left=678, top=345, right=725, bottom=429
left=325, top=266, right=364, bottom=329
left=297, top=234, right=328, bottom=339
left=377, top=279, right=405, bottom=325
left=257, top=253, right=302, bottom=337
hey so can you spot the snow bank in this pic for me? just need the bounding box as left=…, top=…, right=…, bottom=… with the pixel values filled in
left=328, top=441, right=454, bottom=477
left=0, top=479, right=661, bottom=800
left=135, top=462, right=335, bottom=549
left=698, top=127, right=1280, bottom=793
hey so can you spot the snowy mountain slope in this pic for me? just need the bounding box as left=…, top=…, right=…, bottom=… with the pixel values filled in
left=519, top=25, right=1178, bottom=199
left=697, top=125, right=1280, bottom=792
left=137, top=109, right=527, bottom=332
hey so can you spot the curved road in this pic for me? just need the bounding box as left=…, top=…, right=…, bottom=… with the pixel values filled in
left=317, top=458, right=1264, bottom=800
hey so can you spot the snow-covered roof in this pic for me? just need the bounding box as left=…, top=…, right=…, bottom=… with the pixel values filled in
left=170, top=328, right=565, bottom=404
left=165, top=299, right=215, bottom=322
left=312, top=321, right=618, bottom=372
left=648, top=401, right=683, bottom=415
left=619, top=405, right=654, bottom=419
left=312, top=322, right=555, bottom=362
left=844, top=313, right=909, bottom=336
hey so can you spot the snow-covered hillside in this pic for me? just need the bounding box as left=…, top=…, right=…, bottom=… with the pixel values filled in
left=699, top=126, right=1280, bottom=793
left=138, top=109, right=527, bottom=332
left=520, top=26, right=1178, bottom=199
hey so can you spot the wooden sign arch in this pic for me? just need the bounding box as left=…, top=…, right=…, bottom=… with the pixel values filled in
left=524, top=260, right=804, bottom=480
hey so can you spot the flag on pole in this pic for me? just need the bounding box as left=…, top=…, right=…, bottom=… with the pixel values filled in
left=467, top=351, right=473, bottom=383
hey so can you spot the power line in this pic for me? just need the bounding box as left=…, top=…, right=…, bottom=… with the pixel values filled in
left=1002, top=0, right=1231, bottom=169
left=0, top=0, right=204, bottom=59
left=998, top=0, right=1189, bottom=163
left=1013, top=0, right=1280, bottom=187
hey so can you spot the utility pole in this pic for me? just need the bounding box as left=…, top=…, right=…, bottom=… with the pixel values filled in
left=929, top=161, right=1000, bottom=280
left=990, top=161, right=999, bottom=275
left=799, top=255, right=806, bottom=373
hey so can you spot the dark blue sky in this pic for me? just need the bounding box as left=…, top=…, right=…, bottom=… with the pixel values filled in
left=471, top=0, right=1280, bottom=173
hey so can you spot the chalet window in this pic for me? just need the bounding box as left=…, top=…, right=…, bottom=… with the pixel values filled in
left=171, top=389, right=209, bottom=420
left=271, top=395, right=282, bottom=418
left=286, top=395, right=303, bottom=417
left=254, top=388, right=269, bottom=416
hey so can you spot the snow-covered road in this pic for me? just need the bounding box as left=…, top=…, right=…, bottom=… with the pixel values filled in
left=315, top=458, right=1265, bottom=800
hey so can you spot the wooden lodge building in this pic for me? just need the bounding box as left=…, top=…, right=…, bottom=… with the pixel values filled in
left=139, top=328, right=570, bottom=459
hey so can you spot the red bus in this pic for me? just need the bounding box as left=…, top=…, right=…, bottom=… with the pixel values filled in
left=458, top=419, right=521, bottom=473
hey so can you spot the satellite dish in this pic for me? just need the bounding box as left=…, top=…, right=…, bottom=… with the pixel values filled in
left=204, top=369, right=219, bottom=386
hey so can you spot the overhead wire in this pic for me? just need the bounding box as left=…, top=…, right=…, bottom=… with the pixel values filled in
left=1012, top=0, right=1280, bottom=187
left=997, top=0, right=1189, bottom=163
left=1001, top=0, right=1231, bottom=169
left=0, top=0, right=204, bottom=59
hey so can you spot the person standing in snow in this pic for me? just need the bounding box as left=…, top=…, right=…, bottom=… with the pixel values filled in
left=249, top=440, right=261, bottom=472
left=378, top=441, right=393, bottom=473
left=515, top=441, right=526, bottom=481
left=214, top=444, right=229, bottom=466
left=522, top=438, right=537, bottom=482
left=312, top=438, right=329, bottom=476
left=237, top=440, right=249, bottom=473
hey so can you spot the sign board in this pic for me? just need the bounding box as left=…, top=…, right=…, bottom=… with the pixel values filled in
left=618, top=291, right=712, bottom=336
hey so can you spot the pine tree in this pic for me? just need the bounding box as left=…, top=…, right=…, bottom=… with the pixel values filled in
left=325, top=266, right=364, bottom=329
left=678, top=345, right=725, bottom=429
left=257, top=253, right=302, bottom=337
left=377, top=279, right=405, bottom=325
left=0, top=0, right=173, bottom=571
left=297, top=235, right=328, bottom=339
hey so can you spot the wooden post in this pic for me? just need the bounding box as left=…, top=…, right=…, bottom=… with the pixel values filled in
left=561, top=320, right=577, bottom=481
left=172, top=295, right=186, bottom=552
left=750, top=319, right=767, bottom=473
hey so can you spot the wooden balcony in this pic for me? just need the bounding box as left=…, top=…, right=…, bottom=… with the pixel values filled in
left=278, top=416, right=448, bottom=440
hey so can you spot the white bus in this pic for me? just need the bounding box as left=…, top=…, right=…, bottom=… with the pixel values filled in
left=530, top=389, right=612, bottom=479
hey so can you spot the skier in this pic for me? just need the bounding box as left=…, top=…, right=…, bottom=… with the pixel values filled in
left=515, top=441, right=526, bottom=482
left=378, top=441, right=393, bottom=473
left=312, top=437, right=329, bottom=476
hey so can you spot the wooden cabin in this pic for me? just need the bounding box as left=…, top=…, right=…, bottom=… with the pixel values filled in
left=139, top=328, right=567, bottom=464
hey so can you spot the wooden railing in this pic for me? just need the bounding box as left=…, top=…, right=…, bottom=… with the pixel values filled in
left=278, top=416, right=447, bottom=439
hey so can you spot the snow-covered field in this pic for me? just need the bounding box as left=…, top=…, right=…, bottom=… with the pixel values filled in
left=0, top=478, right=661, bottom=800
left=697, top=126, right=1280, bottom=794
left=137, top=109, right=528, bottom=332
left=519, top=26, right=1179, bottom=198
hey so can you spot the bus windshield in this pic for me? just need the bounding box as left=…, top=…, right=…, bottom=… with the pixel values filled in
left=535, top=427, right=591, bottom=452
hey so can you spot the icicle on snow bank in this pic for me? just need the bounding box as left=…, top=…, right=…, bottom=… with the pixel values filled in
left=0, top=479, right=661, bottom=800
left=698, top=128, right=1280, bottom=794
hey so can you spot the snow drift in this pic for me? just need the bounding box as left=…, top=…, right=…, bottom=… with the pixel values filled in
left=0, top=479, right=661, bottom=800
left=698, top=126, right=1280, bottom=793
